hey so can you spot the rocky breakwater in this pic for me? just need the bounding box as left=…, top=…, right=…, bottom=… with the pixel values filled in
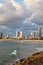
left=13, top=51, right=43, bottom=65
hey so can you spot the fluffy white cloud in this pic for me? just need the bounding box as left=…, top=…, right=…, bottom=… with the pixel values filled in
left=0, top=0, right=24, bottom=22
left=24, top=0, right=43, bottom=19
left=0, top=0, right=43, bottom=23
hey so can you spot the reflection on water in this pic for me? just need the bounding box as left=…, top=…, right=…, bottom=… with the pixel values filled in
left=0, top=40, right=43, bottom=65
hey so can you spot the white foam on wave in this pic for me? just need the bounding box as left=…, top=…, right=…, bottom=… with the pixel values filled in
left=36, top=48, right=43, bottom=51
left=15, top=58, right=20, bottom=62
left=11, top=50, right=17, bottom=55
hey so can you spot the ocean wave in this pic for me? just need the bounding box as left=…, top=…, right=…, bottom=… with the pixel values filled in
left=36, top=48, right=43, bottom=51
left=11, top=50, right=17, bottom=55
left=15, top=58, right=20, bottom=62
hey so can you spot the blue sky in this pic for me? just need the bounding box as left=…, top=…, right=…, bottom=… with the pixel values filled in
left=0, top=0, right=43, bottom=36
left=15, top=0, right=23, bottom=3
left=0, top=0, right=23, bottom=3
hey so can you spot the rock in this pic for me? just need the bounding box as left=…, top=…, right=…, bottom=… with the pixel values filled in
left=20, top=58, right=26, bottom=62
left=15, top=51, right=43, bottom=65
left=15, top=61, right=21, bottom=65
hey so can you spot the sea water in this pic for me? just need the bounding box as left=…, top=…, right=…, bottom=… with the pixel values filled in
left=0, top=40, right=43, bottom=65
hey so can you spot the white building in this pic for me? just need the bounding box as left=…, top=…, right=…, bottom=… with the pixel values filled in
left=16, top=31, right=19, bottom=38
left=20, top=31, right=23, bottom=38
left=5, top=34, right=10, bottom=39
left=38, top=27, right=41, bottom=39
left=29, top=32, right=35, bottom=39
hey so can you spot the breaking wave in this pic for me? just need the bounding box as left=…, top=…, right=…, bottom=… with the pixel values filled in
left=36, top=48, right=43, bottom=51
left=11, top=50, right=17, bottom=55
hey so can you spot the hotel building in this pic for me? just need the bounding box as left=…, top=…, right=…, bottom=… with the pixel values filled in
left=16, top=31, right=19, bottom=38
left=20, top=31, right=23, bottom=38
left=38, top=27, right=41, bottom=39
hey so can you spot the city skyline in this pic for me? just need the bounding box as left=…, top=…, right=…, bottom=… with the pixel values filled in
left=0, top=0, right=43, bottom=36
left=0, top=26, right=42, bottom=38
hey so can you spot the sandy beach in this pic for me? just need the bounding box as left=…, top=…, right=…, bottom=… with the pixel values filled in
left=20, top=40, right=43, bottom=43
left=0, top=38, right=43, bottom=43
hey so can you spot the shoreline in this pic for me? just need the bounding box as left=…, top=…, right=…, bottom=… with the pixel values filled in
left=0, top=38, right=43, bottom=42
left=14, top=51, right=43, bottom=65
left=20, top=40, right=43, bottom=43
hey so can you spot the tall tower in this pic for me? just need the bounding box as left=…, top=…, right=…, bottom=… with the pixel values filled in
left=38, top=27, right=41, bottom=39
left=0, top=33, right=3, bottom=38
left=16, top=31, right=19, bottom=38
left=20, top=31, right=23, bottom=38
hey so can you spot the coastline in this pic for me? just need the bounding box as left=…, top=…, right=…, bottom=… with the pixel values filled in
left=0, top=38, right=43, bottom=42
left=20, top=40, right=43, bottom=43
left=15, top=51, right=43, bottom=65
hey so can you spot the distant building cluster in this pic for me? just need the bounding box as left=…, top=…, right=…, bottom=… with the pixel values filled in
left=14, top=31, right=23, bottom=39
left=0, top=27, right=42, bottom=40
left=14, top=27, right=42, bottom=40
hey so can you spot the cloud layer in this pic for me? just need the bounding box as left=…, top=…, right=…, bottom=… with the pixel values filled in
left=24, top=0, right=43, bottom=19
left=0, top=0, right=43, bottom=35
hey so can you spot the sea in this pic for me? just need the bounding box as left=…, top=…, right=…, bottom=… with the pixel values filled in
left=0, top=40, right=43, bottom=65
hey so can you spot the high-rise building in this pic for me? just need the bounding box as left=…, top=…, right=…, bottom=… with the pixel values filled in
left=16, top=31, right=19, bottom=38
left=0, top=33, right=3, bottom=38
left=29, top=32, right=35, bottom=39
left=38, top=27, right=41, bottom=39
left=20, top=31, right=23, bottom=38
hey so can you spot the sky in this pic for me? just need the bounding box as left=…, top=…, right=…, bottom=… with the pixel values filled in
left=0, top=0, right=43, bottom=36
